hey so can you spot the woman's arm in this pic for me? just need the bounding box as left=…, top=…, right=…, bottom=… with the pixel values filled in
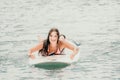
left=28, top=41, right=43, bottom=59
left=62, top=40, right=79, bottom=59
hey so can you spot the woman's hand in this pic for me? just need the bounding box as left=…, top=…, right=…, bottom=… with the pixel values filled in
left=70, top=53, right=75, bottom=60
left=28, top=54, right=35, bottom=59
left=70, top=47, right=79, bottom=60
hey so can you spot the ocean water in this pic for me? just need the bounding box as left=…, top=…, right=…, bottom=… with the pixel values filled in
left=0, top=0, right=120, bottom=80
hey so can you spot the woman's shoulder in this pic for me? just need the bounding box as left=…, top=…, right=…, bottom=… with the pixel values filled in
left=59, top=39, right=64, bottom=43
left=58, top=39, right=68, bottom=45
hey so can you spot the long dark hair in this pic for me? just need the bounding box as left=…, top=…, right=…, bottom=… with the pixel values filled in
left=39, top=28, right=60, bottom=56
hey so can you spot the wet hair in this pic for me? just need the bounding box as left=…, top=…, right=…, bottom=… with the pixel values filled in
left=39, top=28, right=60, bottom=56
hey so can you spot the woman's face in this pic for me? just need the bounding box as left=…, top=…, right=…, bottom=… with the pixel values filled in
left=49, top=31, right=58, bottom=44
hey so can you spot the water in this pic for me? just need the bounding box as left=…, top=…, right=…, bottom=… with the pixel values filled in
left=0, top=0, right=120, bottom=80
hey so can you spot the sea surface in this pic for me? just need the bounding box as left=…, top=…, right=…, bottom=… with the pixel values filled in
left=0, top=0, right=120, bottom=80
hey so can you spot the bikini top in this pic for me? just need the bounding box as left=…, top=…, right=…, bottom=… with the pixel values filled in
left=38, top=43, right=65, bottom=56
left=48, top=45, right=64, bottom=56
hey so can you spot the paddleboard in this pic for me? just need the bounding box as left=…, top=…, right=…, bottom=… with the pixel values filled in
left=29, top=48, right=80, bottom=69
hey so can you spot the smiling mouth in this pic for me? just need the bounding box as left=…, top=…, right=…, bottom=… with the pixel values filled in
left=51, top=40, right=56, bottom=42
left=50, top=39, right=57, bottom=42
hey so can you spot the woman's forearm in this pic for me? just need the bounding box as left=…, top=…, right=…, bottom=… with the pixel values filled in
left=73, top=47, right=79, bottom=55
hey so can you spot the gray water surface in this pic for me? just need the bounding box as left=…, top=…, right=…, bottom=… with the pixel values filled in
left=0, top=0, right=120, bottom=80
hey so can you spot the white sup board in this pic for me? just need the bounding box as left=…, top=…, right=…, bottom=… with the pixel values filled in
left=29, top=42, right=80, bottom=69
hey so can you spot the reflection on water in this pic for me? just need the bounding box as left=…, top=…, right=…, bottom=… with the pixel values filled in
left=0, top=0, right=120, bottom=80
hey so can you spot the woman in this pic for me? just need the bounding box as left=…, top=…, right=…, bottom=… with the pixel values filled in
left=28, top=28, right=79, bottom=59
